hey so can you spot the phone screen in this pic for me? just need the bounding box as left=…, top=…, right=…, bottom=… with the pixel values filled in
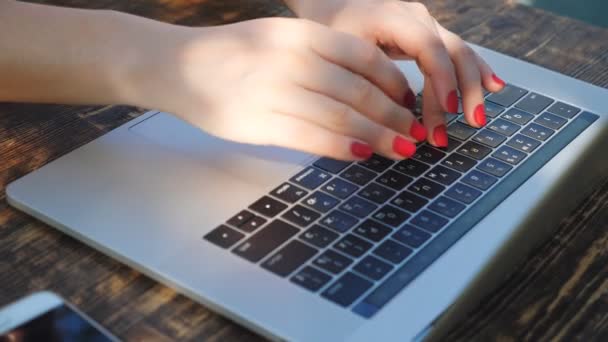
left=0, top=303, right=114, bottom=342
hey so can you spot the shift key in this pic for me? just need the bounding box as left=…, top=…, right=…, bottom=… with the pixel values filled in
left=233, top=220, right=299, bottom=262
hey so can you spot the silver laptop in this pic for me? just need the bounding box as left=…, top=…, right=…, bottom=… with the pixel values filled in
left=7, top=44, right=608, bottom=341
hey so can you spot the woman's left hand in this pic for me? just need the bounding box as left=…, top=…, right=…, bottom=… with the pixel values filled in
left=286, top=0, right=506, bottom=147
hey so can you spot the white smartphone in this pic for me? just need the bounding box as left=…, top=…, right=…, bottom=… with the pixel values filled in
left=0, top=291, right=119, bottom=342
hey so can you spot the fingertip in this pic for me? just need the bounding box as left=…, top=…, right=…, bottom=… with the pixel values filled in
left=392, top=136, right=417, bottom=158
left=350, top=141, right=374, bottom=160
left=431, top=124, right=448, bottom=148
left=409, top=120, right=427, bottom=141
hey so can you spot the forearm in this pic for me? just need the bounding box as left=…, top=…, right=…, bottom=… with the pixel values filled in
left=0, top=1, right=177, bottom=106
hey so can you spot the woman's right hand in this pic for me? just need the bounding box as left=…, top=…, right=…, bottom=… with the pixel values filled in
left=132, top=17, right=425, bottom=161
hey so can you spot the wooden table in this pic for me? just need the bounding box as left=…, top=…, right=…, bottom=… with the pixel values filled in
left=2, top=0, right=608, bottom=340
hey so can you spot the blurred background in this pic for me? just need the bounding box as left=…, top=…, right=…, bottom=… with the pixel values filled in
left=519, top=0, right=608, bottom=28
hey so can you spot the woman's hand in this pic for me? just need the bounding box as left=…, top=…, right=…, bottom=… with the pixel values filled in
left=134, top=18, right=427, bottom=161
left=285, top=0, right=506, bottom=147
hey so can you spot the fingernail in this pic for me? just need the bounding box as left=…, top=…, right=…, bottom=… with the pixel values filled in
left=474, top=104, right=487, bottom=127
left=433, top=125, right=448, bottom=147
left=409, top=120, right=427, bottom=141
left=447, top=90, right=458, bottom=113
left=403, top=89, right=416, bottom=110
left=492, top=74, right=505, bottom=87
left=393, top=136, right=416, bottom=158
left=351, top=141, right=373, bottom=159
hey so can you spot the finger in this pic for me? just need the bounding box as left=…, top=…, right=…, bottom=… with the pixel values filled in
left=421, top=75, right=448, bottom=148
left=294, top=53, right=426, bottom=141
left=438, top=27, right=486, bottom=128
left=272, top=85, right=418, bottom=160
left=475, top=53, right=506, bottom=93
left=382, top=10, right=459, bottom=113
left=309, top=24, right=414, bottom=107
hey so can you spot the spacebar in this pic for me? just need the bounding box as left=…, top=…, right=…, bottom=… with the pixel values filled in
left=352, top=112, right=598, bottom=318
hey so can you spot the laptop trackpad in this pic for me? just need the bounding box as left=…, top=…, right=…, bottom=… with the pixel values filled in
left=128, top=112, right=314, bottom=188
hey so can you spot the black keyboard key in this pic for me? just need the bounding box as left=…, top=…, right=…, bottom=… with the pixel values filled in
left=535, top=112, right=567, bottom=130
left=322, top=178, right=358, bottom=199
left=547, top=101, right=580, bottom=119
left=340, top=165, right=377, bottom=186
left=425, top=165, right=461, bottom=186
left=373, top=240, right=413, bottom=264
left=392, top=225, right=431, bottom=248
left=493, top=146, right=527, bottom=165
left=314, top=157, right=351, bottom=174
left=408, top=178, right=445, bottom=199
left=515, top=92, right=553, bottom=115
left=359, top=183, right=396, bottom=204
left=521, top=123, right=554, bottom=141
left=507, top=134, right=541, bottom=153
left=429, top=196, right=466, bottom=218
left=376, top=170, right=413, bottom=191
left=249, top=196, right=288, bottom=217
left=442, top=153, right=476, bottom=173
left=238, top=215, right=267, bottom=233
left=227, top=210, right=254, bottom=227
left=353, top=219, right=392, bottom=242
left=340, top=196, right=377, bottom=218
left=473, top=129, right=506, bottom=148
left=448, top=122, right=477, bottom=141
left=291, top=266, right=332, bottom=292
left=484, top=100, right=505, bottom=118
left=372, top=205, right=410, bottom=227
left=354, top=256, right=393, bottom=281
left=477, top=158, right=512, bottom=177
left=411, top=210, right=449, bottom=233
left=233, top=220, right=299, bottom=262
left=270, top=183, right=308, bottom=204
left=320, top=210, right=359, bottom=233
left=445, top=183, right=482, bottom=204
left=282, top=205, right=321, bottom=227
left=333, top=234, right=373, bottom=258
left=313, top=250, right=353, bottom=274
left=444, top=137, right=462, bottom=153
left=394, top=159, right=430, bottom=177
left=501, top=108, right=534, bottom=125
left=291, top=167, right=331, bottom=190
left=299, top=225, right=339, bottom=248
left=462, top=170, right=497, bottom=190
left=457, top=141, right=492, bottom=160
left=204, top=225, right=245, bottom=249
left=488, top=118, right=520, bottom=137
left=486, top=84, right=527, bottom=107
left=413, top=145, right=446, bottom=164
left=262, top=240, right=318, bottom=277
left=390, top=191, right=428, bottom=213
left=359, top=154, right=394, bottom=173
left=303, top=191, right=339, bottom=213
left=322, top=272, right=373, bottom=307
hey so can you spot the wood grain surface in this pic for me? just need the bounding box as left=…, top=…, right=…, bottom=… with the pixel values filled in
left=1, top=0, right=608, bottom=341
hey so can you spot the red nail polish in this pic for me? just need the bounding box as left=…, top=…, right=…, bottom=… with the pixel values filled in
left=474, top=104, right=487, bottom=127
left=409, top=120, right=427, bottom=141
left=351, top=141, right=373, bottom=159
left=403, top=90, right=416, bottom=110
left=492, top=74, right=505, bottom=87
left=433, top=125, right=448, bottom=147
left=447, top=90, right=458, bottom=113
left=393, top=136, right=416, bottom=158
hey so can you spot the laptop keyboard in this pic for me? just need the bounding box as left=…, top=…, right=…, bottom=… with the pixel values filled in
left=203, top=84, right=598, bottom=318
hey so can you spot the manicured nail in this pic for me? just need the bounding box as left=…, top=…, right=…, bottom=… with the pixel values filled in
left=351, top=141, right=373, bottom=159
left=409, top=120, right=427, bottom=141
left=447, top=90, right=458, bottom=113
left=492, top=74, right=505, bottom=87
left=403, top=89, right=416, bottom=110
left=393, top=136, right=417, bottom=158
left=433, top=125, right=448, bottom=147
left=474, top=104, right=487, bottom=127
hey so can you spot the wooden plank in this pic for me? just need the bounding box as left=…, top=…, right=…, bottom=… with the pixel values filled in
left=1, top=1, right=608, bottom=341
